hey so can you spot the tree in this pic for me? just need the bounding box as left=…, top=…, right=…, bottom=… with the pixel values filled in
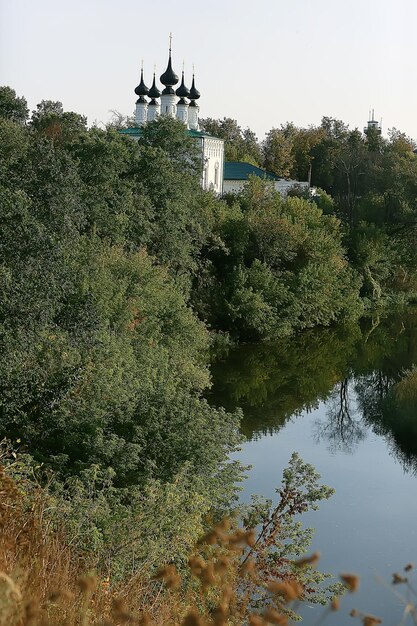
left=200, top=117, right=261, bottom=165
left=139, top=115, right=200, bottom=173
left=290, top=126, right=326, bottom=181
left=196, top=177, right=363, bottom=341
left=0, top=110, right=242, bottom=507
left=30, top=99, right=64, bottom=123
left=262, top=127, right=294, bottom=177
left=334, top=129, right=368, bottom=223
left=0, top=86, right=29, bottom=124
left=242, top=127, right=262, bottom=165
left=106, top=109, right=136, bottom=130
left=388, top=127, right=416, bottom=155
left=30, top=99, right=87, bottom=142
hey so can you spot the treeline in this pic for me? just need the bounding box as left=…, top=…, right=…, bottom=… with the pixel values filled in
left=201, top=116, right=417, bottom=310
left=201, top=116, right=417, bottom=219
left=1, top=85, right=417, bottom=584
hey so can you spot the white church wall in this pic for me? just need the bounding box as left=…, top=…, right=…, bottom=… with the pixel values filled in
left=223, top=179, right=310, bottom=196
left=275, top=180, right=309, bottom=196
left=147, top=103, right=160, bottom=121
left=202, top=137, right=224, bottom=194
left=160, top=93, right=177, bottom=117
left=188, top=105, right=199, bottom=130
left=135, top=102, right=148, bottom=125
left=176, top=103, right=188, bottom=124
left=223, top=180, right=245, bottom=194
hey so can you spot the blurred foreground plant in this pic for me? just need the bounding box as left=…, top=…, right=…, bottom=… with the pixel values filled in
left=2, top=447, right=414, bottom=625
left=0, top=449, right=343, bottom=625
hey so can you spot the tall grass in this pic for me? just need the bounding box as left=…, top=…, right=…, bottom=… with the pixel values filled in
left=1, top=457, right=416, bottom=625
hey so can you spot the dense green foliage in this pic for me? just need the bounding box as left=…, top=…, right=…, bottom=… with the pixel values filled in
left=200, top=117, right=262, bottom=165
left=0, top=89, right=243, bottom=572
left=193, top=177, right=362, bottom=341
left=0, top=86, right=29, bottom=125
left=1, top=86, right=417, bottom=584
left=201, top=115, right=417, bottom=307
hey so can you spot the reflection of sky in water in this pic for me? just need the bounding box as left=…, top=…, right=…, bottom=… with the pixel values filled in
left=210, top=312, right=417, bottom=622
left=232, top=396, right=417, bottom=624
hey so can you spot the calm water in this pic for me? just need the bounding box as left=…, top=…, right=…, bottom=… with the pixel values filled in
left=210, top=310, right=417, bottom=624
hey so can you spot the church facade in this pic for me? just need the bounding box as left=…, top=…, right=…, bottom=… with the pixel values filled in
left=119, top=45, right=224, bottom=195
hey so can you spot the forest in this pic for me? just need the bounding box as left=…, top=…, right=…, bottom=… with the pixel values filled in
left=1, top=85, right=417, bottom=625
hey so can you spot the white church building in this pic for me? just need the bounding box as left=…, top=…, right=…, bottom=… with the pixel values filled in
left=120, top=42, right=309, bottom=197
left=119, top=44, right=225, bottom=195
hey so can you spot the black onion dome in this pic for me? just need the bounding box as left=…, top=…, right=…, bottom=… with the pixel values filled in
left=148, top=73, right=161, bottom=99
left=189, top=75, right=200, bottom=100
left=176, top=71, right=190, bottom=98
left=134, top=69, right=149, bottom=97
left=160, top=52, right=179, bottom=86
left=161, top=86, right=175, bottom=95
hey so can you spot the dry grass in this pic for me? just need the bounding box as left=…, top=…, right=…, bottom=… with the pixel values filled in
left=1, top=464, right=416, bottom=626
left=0, top=459, right=184, bottom=626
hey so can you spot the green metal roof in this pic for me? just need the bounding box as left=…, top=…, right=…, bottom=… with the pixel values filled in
left=118, top=127, right=220, bottom=140
left=186, top=129, right=213, bottom=138
left=119, top=127, right=143, bottom=136
left=224, top=162, right=281, bottom=181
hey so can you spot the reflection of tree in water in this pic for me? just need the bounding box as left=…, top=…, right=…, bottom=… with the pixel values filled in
left=210, top=324, right=361, bottom=439
left=210, top=309, right=417, bottom=462
left=358, top=367, right=417, bottom=475
left=354, top=370, right=392, bottom=422
left=313, top=378, right=367, bottom=453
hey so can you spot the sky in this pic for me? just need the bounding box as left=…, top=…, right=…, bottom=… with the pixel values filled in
left=1, top=0, right=416, bottom=141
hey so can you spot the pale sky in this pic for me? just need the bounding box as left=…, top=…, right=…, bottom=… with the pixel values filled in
left=1, top=0, right=416, bottom=141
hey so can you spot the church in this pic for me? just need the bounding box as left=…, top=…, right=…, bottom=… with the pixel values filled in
left=120, top=42, right=309, bottom=197
left=119, top=42, right=225, bottom=195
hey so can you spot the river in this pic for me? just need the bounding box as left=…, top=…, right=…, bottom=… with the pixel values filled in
left=209, top=310, right=417, bottom=624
